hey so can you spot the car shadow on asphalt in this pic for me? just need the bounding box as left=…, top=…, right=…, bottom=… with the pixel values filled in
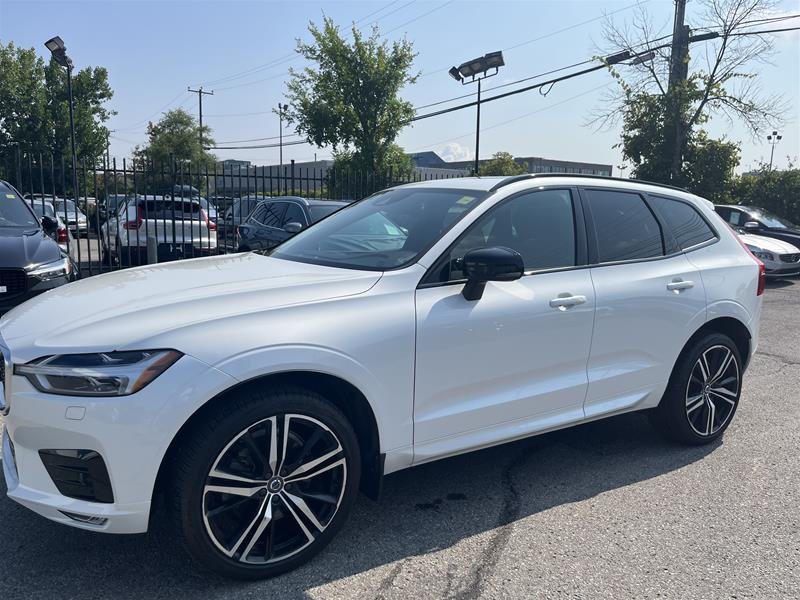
left=0, top=411, right=719, bottom=599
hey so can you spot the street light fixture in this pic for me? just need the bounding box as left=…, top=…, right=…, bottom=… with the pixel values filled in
left=44, top=35, right=78, bottom=206
left=767, top=130, right=782, bottom=171
left=448, top=51, right=505, bottom=174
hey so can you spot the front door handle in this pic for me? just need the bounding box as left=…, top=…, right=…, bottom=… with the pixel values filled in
left=549, top=294, right=587, bottom=310
left=666, top=279, right=694, bottom=292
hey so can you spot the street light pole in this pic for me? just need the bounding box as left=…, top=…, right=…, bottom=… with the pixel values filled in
left=278, top=103, right=285, bottom=168
left=449, top=51, right=505, bottom=176
left=45, top=36, right=79, bottom=204
left=767, top=130, right=782, bottom=171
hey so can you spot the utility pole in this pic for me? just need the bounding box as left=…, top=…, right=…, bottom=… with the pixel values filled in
left=667, top=0, right=690, bottom=183
left=767, top=130, right=782, bottom=171
left=474, top=77, right=481, bottom=175
left=277, top=103, right=285, bottom=168
left=105, top=129, right=114, bottom=167
left=187, top=86, right=214, bottom=149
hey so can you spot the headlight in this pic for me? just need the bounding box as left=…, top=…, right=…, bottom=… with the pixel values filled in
left=27, top=257, right=72, bottom=281
left=751, top=250, right=774, bottom=262
left=15, top=350, right=182, bottom=396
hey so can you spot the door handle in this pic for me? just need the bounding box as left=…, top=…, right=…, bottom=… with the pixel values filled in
left=666, top=279, right=694, bottom=292
left=549, top=294, right=587, bottom=310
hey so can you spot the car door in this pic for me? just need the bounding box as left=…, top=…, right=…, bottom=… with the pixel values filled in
left=580, top=188, right=707, bottom=418
left=413, top=188, right=595, bottom=456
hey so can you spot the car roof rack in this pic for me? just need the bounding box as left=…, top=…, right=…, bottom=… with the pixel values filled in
left=488, top=173, right=690, bottom=194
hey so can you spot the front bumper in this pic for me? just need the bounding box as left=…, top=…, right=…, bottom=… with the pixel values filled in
left=1, top=352, right=236, bottom=533
left=764, top=262, right=800, bottom=277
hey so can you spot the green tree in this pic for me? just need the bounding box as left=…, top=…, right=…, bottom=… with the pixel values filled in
left=284, top=17, right=418, bottom=173
left=133, top=108, right=215, bottom=169
left=478, top=152, right=526, bottom=176
left=731, top=164, right=800, bottom=224
left=594, top=0, right=786, bottom=187
left=0, top=41, right=114, bottom=169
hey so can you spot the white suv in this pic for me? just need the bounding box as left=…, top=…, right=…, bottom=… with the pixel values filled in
left=0, top=175, right=764, bottom=579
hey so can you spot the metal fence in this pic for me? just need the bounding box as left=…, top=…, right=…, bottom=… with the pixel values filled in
left=1, top=152, right=464, bottom=278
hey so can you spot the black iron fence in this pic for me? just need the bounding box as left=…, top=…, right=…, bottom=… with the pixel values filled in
left=1, top=152, right=463, bottom=278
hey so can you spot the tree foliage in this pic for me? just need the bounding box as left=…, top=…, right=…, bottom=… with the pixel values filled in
left=478, top=152, right=527, bottom=176
left=0, top=41, right=114, bottom=167
left=593, top=0, right=786, bottom=191
left=284, top=17, right=418, bottom=173
left=731, top=164, right=800, bottom=224
left=133, top=108, right=215, bottom=168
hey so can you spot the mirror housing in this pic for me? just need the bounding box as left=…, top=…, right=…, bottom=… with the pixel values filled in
left=284, top=221, right=304, bottom=234
left=461, top=246, right=524, bottom=301
left=41, top=215, right=58, bottom=235
left=743, top=221, right=760, bottom=230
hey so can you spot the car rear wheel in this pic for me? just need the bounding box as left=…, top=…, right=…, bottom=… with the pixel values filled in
left=171, top=386, right=361, bottom=579
left=652, top=332, right=742, bottom=445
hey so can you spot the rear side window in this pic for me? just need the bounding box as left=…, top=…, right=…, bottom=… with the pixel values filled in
left=651, top=196, right=716, bottom=250
left=139, top=200, right=200, bottom=220
left=586, top=189, right=664, bottom=262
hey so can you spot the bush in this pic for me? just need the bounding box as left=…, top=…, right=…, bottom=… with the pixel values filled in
left=730, top=167, right=800, bottom=224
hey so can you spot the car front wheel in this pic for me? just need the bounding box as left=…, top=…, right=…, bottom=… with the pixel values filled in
left=653, top=332, right=742, bottom=445
left=171, top=386, right=361, bottom=579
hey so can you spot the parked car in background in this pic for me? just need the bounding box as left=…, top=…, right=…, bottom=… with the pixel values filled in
left=737, top=231, right=800, bottom=278
left=0, top=180, right=77, bottom=315
left=53, top=198, right=89, bottom=238
left=26, top=199, right=72, bottom=253
left=98, top=194, right=130, bottom=223
left=236, top=197, right=348, bottom=252
left=100, top=194, right=217, bottom=266
left=715, top=205, right=800, bottom=246
left=0, top=175, right=764, bottom=579
left=219, top=195, right=264, bottom=243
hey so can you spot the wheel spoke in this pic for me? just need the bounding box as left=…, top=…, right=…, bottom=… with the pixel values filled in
left=709, top=349, right=733, bottom=384
left=698, top=353, right=711, bottom=382
left=219, top=492, right=270, bottom=558
left=686, top=394, right=705, bottom=414
left=267, top=416, right=279, bottom=477
left=239, top=495, right=274, bottom=562
left=282, top=491, right=325, bottom=531
left=712, top=377, right=738, bottom=393
left=295, top=490, right=339, bottom=505
left=209, top=468, right=265, bottom=485
left=705, top=397, right=715, bottom=435
left=708, top=389, right=736, bottom=406
left=204, top=483, right=265, bottom=498
left=277, top=493, right=315, bottom=544
left=285, top=449, right=344, bottom=481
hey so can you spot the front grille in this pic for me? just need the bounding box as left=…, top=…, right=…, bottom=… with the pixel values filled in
left=0, top=269, right=28, bottom=297
left=39, top=449, right=114, bottom=503
left=779, top=253, right=800, bottom=263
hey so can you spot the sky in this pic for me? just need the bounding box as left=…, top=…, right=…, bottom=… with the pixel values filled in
left=1, top=0, right=798, bottom=173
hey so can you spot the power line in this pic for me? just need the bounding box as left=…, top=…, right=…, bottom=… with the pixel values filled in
left=383, top=0, right=456, bottom=35
left=209, top=138, right=309, bottom=150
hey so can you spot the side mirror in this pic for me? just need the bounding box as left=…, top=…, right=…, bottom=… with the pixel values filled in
left=744, top=221, right=760, bottom=230
left=461, top=246, right=524, bottom=301
left=41, top=215, right=58, bottom=234
left=284, top=221, right=304, bottom=234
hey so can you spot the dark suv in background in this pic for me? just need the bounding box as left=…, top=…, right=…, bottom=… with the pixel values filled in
left=715, top=204, right=800, bottom=246
left=0, top=180, right=77, bottom=315
left=236, top=196, right=348, bottom=252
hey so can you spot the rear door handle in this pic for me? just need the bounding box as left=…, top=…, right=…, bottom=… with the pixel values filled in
left=549, top=294, right=587, bottom=310
left=666, top=279, right=694, bottom=292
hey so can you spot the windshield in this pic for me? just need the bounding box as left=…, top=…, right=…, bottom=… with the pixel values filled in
left=752, top=209, right=797, bottom=229
left=0, top=182, right=40, bottom=228
left=54, top=199, right=79, bottom=213
left=29, top=201, right=56, bottom=218
left=272, top=187, right=488, bottom=270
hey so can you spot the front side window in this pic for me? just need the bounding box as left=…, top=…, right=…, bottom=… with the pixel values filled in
left=261, top=203, right=287, bottom=228
left=272, top=187, right=487, bottom=270
left=0, top=182, right=39, bottom=228
left=282, top=203, right=306, bottom=227
left=427, top=189, right=577, bottom=283
left=587, top=189, right=664, bottom=262
left=651, top=196, right=716, bottom=250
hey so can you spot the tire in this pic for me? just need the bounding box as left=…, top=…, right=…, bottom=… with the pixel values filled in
left=652, top=332, right=743, bottom=445
left=170, top=385, right=361, bottom=580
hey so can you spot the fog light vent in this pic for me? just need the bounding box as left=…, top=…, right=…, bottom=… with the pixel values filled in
left=58, top=510, right=108, bottom=526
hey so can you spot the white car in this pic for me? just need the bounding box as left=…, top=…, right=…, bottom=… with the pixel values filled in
left=100, top=194, right=217, bottom=266
left=0, top=175, right=763, bottom=579
left=53, top=199, right=89, bottom=238
left=738, top=232, right=800, bottom=278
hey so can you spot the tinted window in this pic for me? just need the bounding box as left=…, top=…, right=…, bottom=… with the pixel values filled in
left=138, top=199, right=201, bottom=220
left=652, top=196, right=716, bottom=250
left=587, top=189, right=663, bottom=262
left=273, top=188, right=487, bottom=270
left=0, top=182, right=39, bottom=228
left=282, top=203, right=306, bottom=227
left=430, top=189, right=576, bottom=283
left=309, top=204, right=344, bottom=222
left=262, top=202, right=287, bottom=227
left=749, top=209, right=797, bottom=229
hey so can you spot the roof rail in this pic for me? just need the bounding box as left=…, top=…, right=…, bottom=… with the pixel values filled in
left=488, top=173, right=690, bottom=194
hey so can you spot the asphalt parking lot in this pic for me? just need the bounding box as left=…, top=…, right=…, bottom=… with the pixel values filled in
left=1, top=278, right=799, bottom=599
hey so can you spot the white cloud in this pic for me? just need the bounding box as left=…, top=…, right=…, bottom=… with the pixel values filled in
left=436, top=142, right=474, bottom=162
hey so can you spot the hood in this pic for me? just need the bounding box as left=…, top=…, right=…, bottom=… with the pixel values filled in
left=0, top=227, right=61, bottom=269
left=739, top=233, right=800, bottom=254
left=0, top=253, right=381, bottom=359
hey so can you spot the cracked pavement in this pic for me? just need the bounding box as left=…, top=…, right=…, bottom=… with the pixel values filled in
left=1, top=278, right=799, bottom=599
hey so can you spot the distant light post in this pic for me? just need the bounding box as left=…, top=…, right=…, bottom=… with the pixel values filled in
left=44, top=35, right=79, bottom=200
left=449, top=51, right=505, bottom=175
left=767, top=130, right=782, bottom=171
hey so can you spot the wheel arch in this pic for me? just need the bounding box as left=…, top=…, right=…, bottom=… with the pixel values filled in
left=152, top=370, right=384, bottom=513
left=681, top=316, right=752, bottom=370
